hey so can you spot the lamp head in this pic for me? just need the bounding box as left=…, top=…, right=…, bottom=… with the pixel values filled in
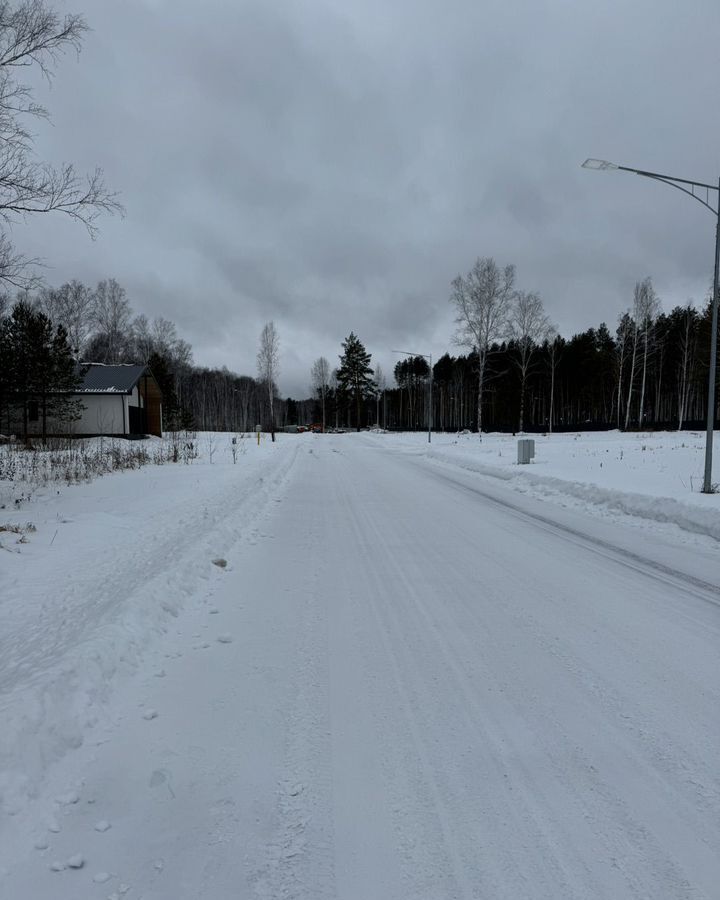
left=581, top=158, right=619, bottom=171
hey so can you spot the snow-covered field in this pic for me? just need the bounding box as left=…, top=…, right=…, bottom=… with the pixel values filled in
left=0, top=430, right=718, bottom=898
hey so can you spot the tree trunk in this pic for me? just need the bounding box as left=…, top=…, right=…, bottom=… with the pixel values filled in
left=624, top=328, right=638, bottom=429
left=477, top=354, right=486, bottom=440
left=638, top=329, right=649, bottom=427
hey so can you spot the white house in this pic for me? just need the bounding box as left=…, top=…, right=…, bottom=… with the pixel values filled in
left=69, top=363, right=164, bottom=437
left=18, top=363, right=164, bottom=438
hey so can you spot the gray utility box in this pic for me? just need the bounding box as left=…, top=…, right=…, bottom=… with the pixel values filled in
left=517, top=438, right=535, bottom=464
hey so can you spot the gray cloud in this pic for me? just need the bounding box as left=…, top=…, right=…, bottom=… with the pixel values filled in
left=14, top=0, right=720, bottom=395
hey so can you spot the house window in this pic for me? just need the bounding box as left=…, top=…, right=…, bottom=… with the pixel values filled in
left=28, top=400, right=39, bottom=422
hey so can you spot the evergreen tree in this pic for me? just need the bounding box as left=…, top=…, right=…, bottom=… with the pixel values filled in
left=337, top=332, right=374, bottom=431
left=4, top=301, right=82, bottom=440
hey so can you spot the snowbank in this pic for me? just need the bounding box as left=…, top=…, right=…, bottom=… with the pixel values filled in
left=378, top=430, right=720, bottom=543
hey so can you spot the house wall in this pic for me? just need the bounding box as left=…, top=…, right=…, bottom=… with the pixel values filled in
left=72, top=395, right=129, bottom=435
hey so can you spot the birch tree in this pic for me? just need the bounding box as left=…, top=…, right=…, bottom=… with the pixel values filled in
left=508, top=290, right=551, bottom=432
left=677, top=303, right=698, bottom=430
left=90, top=278, right=131, bottom=363
left=36, top=279, right=93, bottom=357
left=257, top=321, right=279, bottom=441
left=450, top=257, right=514, bottom=437
left=624, top=312, right=639, bottom=430
left=547, top=329, right=562, bottom=433
left=615, top=312, right=633, bottom=429
left=310, top=355, right=330, bottom=432
left=635, top=277, right=659, bottom=426
left=374, top=363, right=386, bottom=429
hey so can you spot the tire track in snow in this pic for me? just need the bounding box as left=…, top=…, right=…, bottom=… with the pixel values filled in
left=332, top=442, right=719, bottom=899
left=339, top=464, right=596, bottom=899
left=250, top=448, right=337, bottom=900
left=375, top=505, right=707, bottom=899
left=340, top=489, right=478, bottom=900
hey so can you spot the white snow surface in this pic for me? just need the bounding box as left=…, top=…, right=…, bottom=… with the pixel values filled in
left=0, top=430, right=718, bottom=899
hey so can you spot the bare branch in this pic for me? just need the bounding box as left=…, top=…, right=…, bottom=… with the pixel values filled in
left=0, top=2, right=121, bottom=286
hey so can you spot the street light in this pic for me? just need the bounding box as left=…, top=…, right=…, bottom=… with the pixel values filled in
left=392, top=350, right=433, bottom=443
left=582, top=158, right=719, bottom=494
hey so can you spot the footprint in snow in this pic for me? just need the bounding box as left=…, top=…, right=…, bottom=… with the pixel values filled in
left=142, top=709, right=159, bottom=720
left=217, top=634, right=233, bottom=644
left=94, top=820, right=111, bottom=833
left=150, top=769, right=175, bottom=798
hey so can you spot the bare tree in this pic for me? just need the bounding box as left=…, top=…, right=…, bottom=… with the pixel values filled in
left=677, top=302, right=698, bottom=430
left=0, top=1, right=122, bottom=286
left=547, top=328, right=562, bottom=433
left=331, top=368, right=340, bottom=429
left=635, top=277, right=660, bottom=426
left=257, top=321, right=279, bottom=442
left=509, top=290, right=552, bottom=432
left=615, top=311, right=633, bottom=429
left=234, top=375, right=255, bottom=433
left=37, top=279, right=93, bottom=356
left=131, top=314, right=181, bottom=363
left=151, top=316, right=179, bottom=355
left=450, top=257, right=514, bottom=437
left=91, top=278, right=131, bottom=362
left=624, top=315, right=639, bottom=430
left=374, top=363, right=386, bottom=429
left=310, top=355, right=330, bottom=432
left=130, top=313, right=153, bottom=363
left=623, top=278, right=658, bottom=429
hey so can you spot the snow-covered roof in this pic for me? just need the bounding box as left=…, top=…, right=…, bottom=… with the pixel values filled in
left=75, top=363, right=149, bottom=394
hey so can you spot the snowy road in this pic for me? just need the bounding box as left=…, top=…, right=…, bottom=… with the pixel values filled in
left=4, top=436, right=719, bottom=899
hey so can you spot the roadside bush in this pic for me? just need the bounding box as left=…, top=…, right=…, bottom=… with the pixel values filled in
left=0, top=432, right=199, bottom=507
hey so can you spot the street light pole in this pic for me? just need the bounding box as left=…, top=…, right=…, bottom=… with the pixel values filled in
left=582, top=158, right=719, bottom=493
left=392, top=350, right=433, bottom=443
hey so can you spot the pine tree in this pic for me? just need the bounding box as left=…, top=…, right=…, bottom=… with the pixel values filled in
left=337, top=332, right=374, bottom=431
left=4, top=302, right=82, bottom=440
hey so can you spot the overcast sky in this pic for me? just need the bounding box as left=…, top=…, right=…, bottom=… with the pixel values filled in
left=16, top=0, right=720, bottom=397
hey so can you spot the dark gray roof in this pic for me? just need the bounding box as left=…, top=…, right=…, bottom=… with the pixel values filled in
left=75, top=363, right=148, bottom=394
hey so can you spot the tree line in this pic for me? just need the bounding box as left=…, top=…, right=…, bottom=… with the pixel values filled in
left=306, top=258, right=718, bottom=434
left=2, top=259, right=717, bottom=441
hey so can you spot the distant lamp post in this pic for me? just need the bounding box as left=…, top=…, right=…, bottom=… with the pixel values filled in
left=392, top=350, right=433, bottom=443
left=582, top=158, right=719, bottom=494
